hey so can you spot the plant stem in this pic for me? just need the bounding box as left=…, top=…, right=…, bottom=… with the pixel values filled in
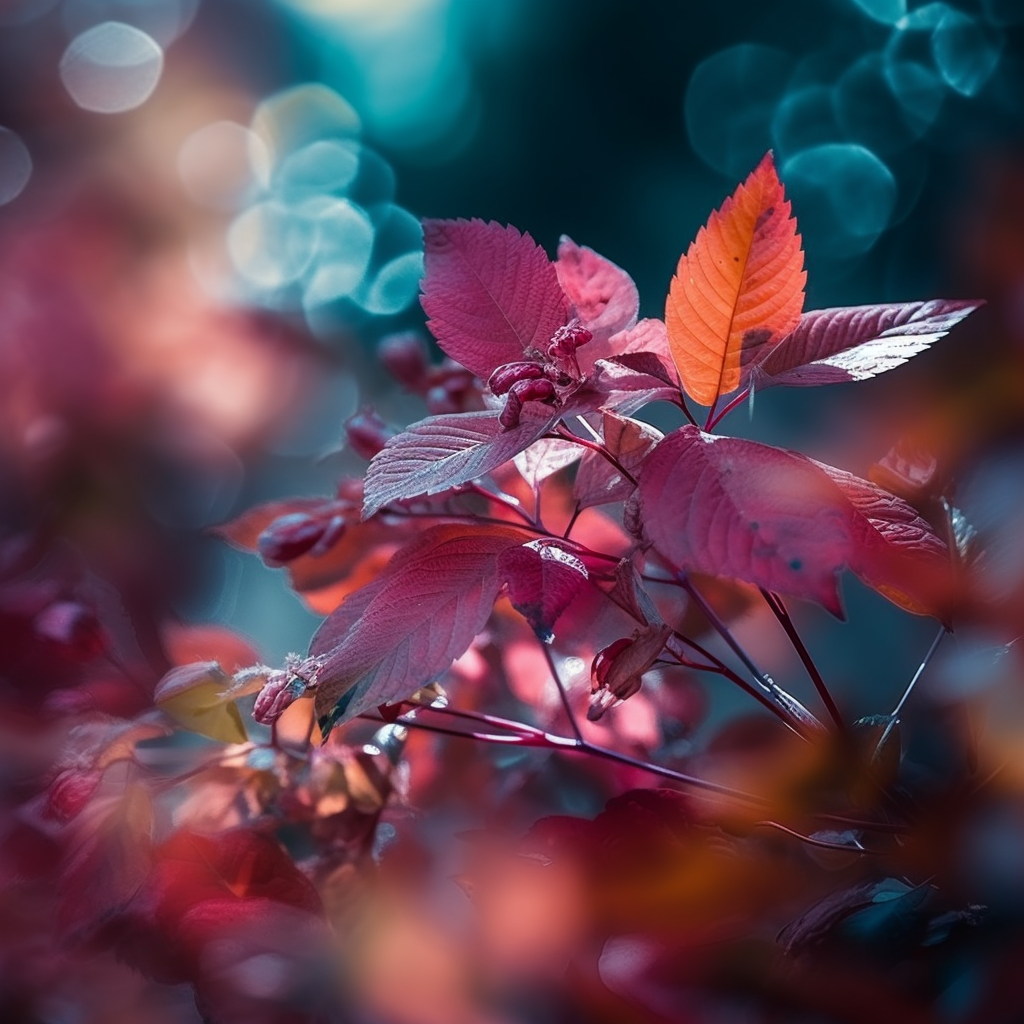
left=703, top=396, right=719, bottom=431
left=705, top=388, right=751, bottom=431
left=760, top=588, right=846, bottom=735
left=540, top=639, right=584, bottom=743
left=873, top=626, right=948, bottom=759
left=678, top=575, right=825, bottom=737
left=547, top=427, right=638, bottom=487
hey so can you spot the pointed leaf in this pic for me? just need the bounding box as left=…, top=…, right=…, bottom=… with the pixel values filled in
left=754, top=300, right=982, bottom=387
left=498, top=539, right=589, bottom=641
left=666, top=153, right=805, bottom=406
left=817, top=463, right=952, bottom=620
left=637, top=426, right=851, bottom=613
left=362, top=409, right=557, bottom=518
left=421, top=219, right=570, bottom=378
left=555, top=236, right=638, bottom=359
left=309, top=524, right=527, bottom=732
left=574, top=412, right=663, bottom=509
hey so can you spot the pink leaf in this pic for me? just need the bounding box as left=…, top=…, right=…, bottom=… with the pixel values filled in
left=421, top=219, right=571, bottom=379
left=753, top=300, right=982, bottom=387
left=637, top=426, right=852, bottom=614
left=362, top=409, right=557, bottom=517
left=574, top=412, right=663, bottom=509
left=586, top=358, right=682, bottom=417
left=513, top=437, right=582, bottom=488
left=612, top=318, right=677, bottom=371
left=498, top=539, right=589, bottom=640
left=555, top=236, right=638, bottom=363
left=308, top=524, right=527, bottom=732
left=816, top=463, right=952, bottom=621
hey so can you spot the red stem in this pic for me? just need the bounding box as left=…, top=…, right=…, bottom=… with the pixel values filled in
left=705, top=387, right=751, bottom=432
left=760, top=588, right=847, bottom=736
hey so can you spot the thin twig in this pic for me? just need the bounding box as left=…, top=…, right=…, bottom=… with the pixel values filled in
left=705, top=387, right=751, bottom=431
left=539, top=640, right=585, bottom=743
left=761, top=588, right=846, bottom=735
left=874, top=626, right=948, bottom=759
left=679, top=575, right=824, bottom=738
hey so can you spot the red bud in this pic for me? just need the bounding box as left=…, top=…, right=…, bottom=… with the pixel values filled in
left=379, top=331, right=429, bottom=390
left=257, top=514, right=326, bottom=566
left=345, top=408, right=394, bottom=460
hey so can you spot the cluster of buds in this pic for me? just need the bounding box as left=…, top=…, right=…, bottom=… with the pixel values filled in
left=256, top=482, right=364, bottom=567
left=588, top=623, right=672, bottom=721
left=378, top=331, right=482, bottom=414
left=249, top=653, right=320, bottom=726
left=487, top=320, right=592, bottom=430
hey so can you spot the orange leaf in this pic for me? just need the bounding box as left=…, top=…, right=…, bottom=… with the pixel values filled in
left=666, top=153, right=805, bottom=407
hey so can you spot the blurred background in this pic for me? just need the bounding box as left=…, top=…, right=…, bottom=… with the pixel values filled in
left=1, top=0, right=1024, bottom=738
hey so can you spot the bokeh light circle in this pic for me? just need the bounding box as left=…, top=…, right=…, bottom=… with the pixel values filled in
left=931, top=8, right=1002, bottom=97
left=783, top=144, right=897, bottom=259
left=300, top=197, right=375, bottom=308
left=62, top=0, right=200, bottom=46
left=59, top=21, right=164, bottom=114
left=228, top=201, right=317, bottom=291
left=178, top=121, right=268, bottom=211
left=0, top=127, right=32, bottom=205
left=684, top=44, right=792, bottom=178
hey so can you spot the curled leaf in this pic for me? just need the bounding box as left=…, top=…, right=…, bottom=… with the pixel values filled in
left=498, top=540, right=589, bottom=641
left=155, top=662, right=248, bottom=744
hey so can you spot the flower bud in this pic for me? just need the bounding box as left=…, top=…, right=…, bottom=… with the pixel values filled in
left=345, top=408, right=394, bottom=460
left=253, top=672, right=309, bottom=725
left=257, top=513, right=326, bottom=567
left=548, top=320, right=593, bottom=360
left=588, top=624, right=671, bottom=720
left=498, top=378, right=558, bottom=430
left=378, top=331, right=430, bottom=390
left=488, top=361, right=546, bottom=396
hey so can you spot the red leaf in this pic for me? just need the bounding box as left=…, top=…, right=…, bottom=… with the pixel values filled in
left=362, top=409, right=557, bottom=517
left=555, top=236, right=638, bottom=363
left=513, top=437, right=581, bottom=488
left=421, top=219, right=571, bottom=379
left=817, top=463, right=952, bottom=620
left=59, top=772, right=154, bottom=942
left=308, top=524, right=528, bottom=732
left=498, top=539, right=589, bottom=640
left=666, top=153, right=805, bottom=406
left=753, top=300, right=982, bottom=387
left=637, top=426, right=851, bottom=614
left=574, top=412, right=663, bottom=509
left=119, top=827, right=324, bottom=989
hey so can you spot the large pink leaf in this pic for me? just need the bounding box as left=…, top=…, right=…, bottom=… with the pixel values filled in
left=421, top=219, right=571, bottom=379
left=308, top=524, right=526, bottom=731
left=362, top=409, right=556, bottom=517
left=753, top=300, right=981, bottom=387
left=498, top=539, right=589, bottom=641
left=817, top=463, right=952, bottom=621
left=555, top=236, right=638, bottom=364
left=637, top=426, right=852, bottom=614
